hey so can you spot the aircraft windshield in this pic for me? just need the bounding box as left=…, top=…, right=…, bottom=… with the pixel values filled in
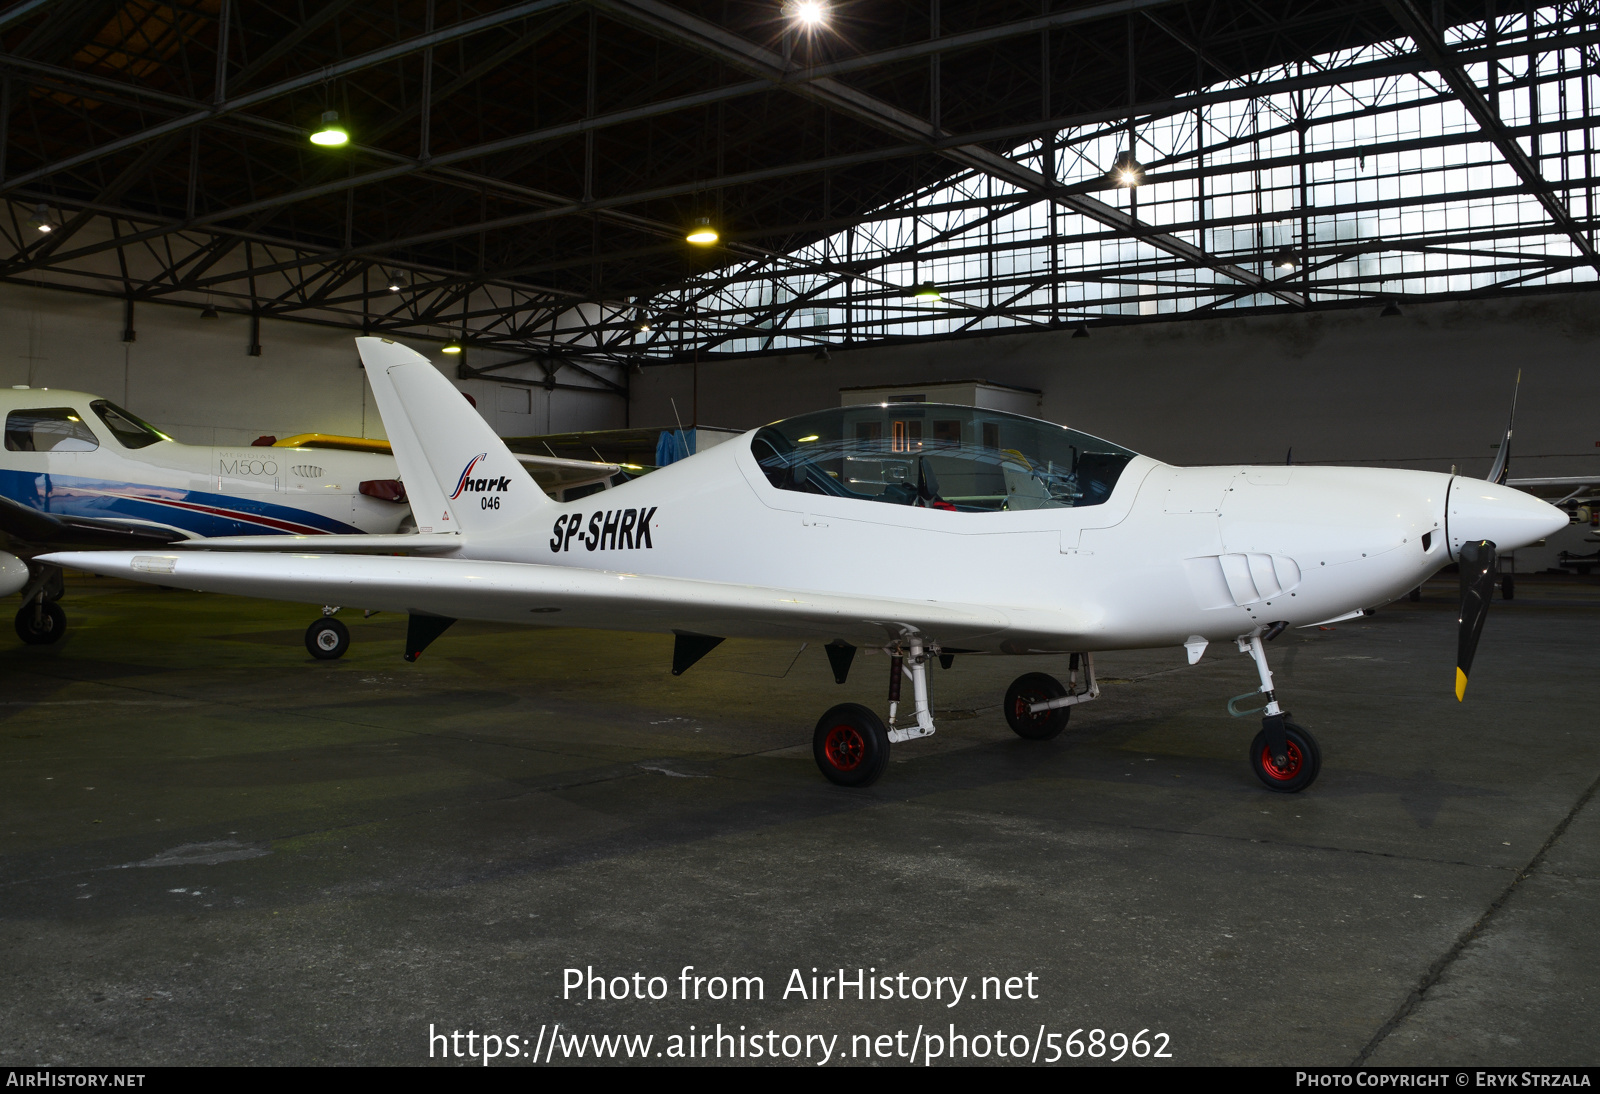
left=91, top=399, right=169, bottom=449
left=752, top=404, right=1136, bottom=512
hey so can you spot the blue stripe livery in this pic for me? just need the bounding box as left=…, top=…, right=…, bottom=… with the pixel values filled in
left=0, top=469, right=363, bottom=538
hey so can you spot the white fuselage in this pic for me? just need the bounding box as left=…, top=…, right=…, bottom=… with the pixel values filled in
left=0, top=388, right=411, bottom=542
left=451, top=435, right=1555, bottom=653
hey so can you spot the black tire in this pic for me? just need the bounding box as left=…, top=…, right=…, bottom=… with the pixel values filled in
left=305, top=617, right=350, bottom=660
left=1249, top=720, right=1321, bottom=793
left=15, top=601, right=66, bottom=645
left=1003, top=672, right=1071, bottom=740
left=813, top=703, right=890, bottom=787
left=1501, top=573, right=1515, bottom=600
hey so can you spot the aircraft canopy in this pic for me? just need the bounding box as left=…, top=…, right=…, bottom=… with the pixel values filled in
left=752, top=403, right=1136, bottom=512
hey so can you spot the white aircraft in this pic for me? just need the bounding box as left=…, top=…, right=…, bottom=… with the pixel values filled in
left=0, top=384, right=615, bottom=648
left=43, top=338, right=1567, bottom=793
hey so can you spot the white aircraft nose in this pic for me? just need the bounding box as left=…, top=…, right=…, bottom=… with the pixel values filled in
left=1448, top=478, right=1568, bottom=557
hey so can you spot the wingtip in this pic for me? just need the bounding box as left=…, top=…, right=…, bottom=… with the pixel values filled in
left=1455, top=667, right=1468, bottom=701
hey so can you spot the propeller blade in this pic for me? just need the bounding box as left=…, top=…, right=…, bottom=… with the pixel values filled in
left=1455, top=539, right=1497, bottom=700
left=1485, top=368, right=1520, bottom=486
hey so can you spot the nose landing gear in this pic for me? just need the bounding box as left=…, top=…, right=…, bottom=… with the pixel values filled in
left=1238, top=626, right=1322, bottom=792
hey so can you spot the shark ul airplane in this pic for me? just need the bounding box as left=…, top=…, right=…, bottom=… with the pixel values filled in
left=43, top=338, right=1567, bottom=792
left=0, top=383, right=616, bottom=647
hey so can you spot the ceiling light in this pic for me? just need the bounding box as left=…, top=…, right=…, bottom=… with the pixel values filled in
left=200, top=305, right=219, bottom=319
left=27, top=203, right=52, bottom=232
left=442, top=342, right=462, bottom=354
left=1380, top=301, right=1402, bottom=317
left=310, top=110, right=349, bottom=147
left=1108, top=150, right=1144, bottom=187
left=1273, top=248, right=1298, bottom=271
left=813, top=345, right=831, bottom=362
left=789, top=0, right=827, bottom=26
left=1072, top=323, right=1090, bottom=339
left=387, top=269, right=408, bottom=292
left=911, top=282, right=941, bottom=301
left=686, top=217, right=719, bottom=245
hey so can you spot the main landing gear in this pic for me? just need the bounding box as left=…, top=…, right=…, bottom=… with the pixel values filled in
left=13, top=563, right=66, bottom=646
left=304, top=606, right=350, bottom=660
left=814, top=638, right=942, bottom=788
left=811, top=641, right=1102, bottom=787
left=1237, top=625, right=1322, bottom=793
left=1004, top=653, right=1100, bottom=740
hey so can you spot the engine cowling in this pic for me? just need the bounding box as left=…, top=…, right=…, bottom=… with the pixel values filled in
left=0, top=551, right=29, bottom=597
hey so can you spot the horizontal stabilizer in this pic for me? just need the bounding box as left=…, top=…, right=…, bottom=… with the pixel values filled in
left=40, top=550, right=1013, bottom=648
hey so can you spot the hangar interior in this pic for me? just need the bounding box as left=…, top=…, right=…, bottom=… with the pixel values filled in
left=2, top=0, right=1598, bottom=1067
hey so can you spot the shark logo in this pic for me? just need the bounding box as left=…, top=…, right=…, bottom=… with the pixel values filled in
left=448, top=453, right=511, bottom=500
left=449, top=454, right=487, bottom=499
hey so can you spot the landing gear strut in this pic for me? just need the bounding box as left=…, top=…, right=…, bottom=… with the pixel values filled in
left=1238, top=626, right=1321, bottom=793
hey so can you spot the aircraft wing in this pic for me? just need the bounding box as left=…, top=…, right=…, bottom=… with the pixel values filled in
left=171, top=532, right=463, bottom=554
left=0, top=493, right=187, bottom=552
left=1505, top=475, right=1597, bottom=488
left=39, top=549, right=1014, bottom=647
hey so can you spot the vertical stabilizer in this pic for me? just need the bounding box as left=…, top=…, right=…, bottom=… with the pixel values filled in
left=357, top=337, right=549, bottom=536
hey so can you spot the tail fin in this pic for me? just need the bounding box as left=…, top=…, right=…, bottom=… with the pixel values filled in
left=357, top=337, right=550, bottom=536
left=1485, top=368, right=1521, bottom=486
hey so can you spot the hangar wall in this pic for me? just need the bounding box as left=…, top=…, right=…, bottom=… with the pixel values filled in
left=0, top=284, right=625, bottom=446
left=631, top=290, right=1600, bottom=480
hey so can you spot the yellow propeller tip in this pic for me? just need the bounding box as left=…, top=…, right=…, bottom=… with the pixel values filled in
left=1455, top=667, right=1468, bottom=701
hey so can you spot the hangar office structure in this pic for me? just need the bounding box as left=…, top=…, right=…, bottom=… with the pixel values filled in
left=0, top=0, right=1598, bottom=473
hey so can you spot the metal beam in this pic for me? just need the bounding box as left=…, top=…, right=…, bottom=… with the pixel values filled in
left=9, top=19, right=1592, bottom=284
left=0, top=0, right=55, bottom=32
left=595, top=0, right=1307, bottom=307
left=1383, top=0, right=1599, bottom=266
left=0, top=0, right=580, bottom=196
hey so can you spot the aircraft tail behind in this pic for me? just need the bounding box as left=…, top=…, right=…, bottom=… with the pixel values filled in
left=357, top=337, right=551, bottom=537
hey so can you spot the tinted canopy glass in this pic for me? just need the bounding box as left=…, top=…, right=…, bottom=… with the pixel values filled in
left=4, top=407, right=99, bottom=453
left=91, top=399, right=168, bottom=449
left=752, top=404, right=1136, bottom=512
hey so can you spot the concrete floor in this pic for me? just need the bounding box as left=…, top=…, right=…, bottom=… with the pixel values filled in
left=1, top=574, right=1596, bottom=1066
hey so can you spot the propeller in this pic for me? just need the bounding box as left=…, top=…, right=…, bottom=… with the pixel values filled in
left=1455, top=539, right=1497, bottom=701
left=1457, top=370, right=1522, bottom=698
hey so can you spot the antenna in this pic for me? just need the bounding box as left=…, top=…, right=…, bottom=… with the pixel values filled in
left=668, top=397, right=691, bottom=460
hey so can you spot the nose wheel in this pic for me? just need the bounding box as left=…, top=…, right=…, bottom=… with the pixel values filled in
left=1249, top=719, right=1321, bottom=792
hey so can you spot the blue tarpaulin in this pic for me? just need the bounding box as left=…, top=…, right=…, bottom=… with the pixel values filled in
left=655, top=428, right=695, bottom=467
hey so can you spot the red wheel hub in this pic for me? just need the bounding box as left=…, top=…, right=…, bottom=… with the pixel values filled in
left=823, top=724, right=865, bottom=771
left=1258, top=740, right=1304, bottom=781
left=1014, top=691, right=1049, bottom=723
